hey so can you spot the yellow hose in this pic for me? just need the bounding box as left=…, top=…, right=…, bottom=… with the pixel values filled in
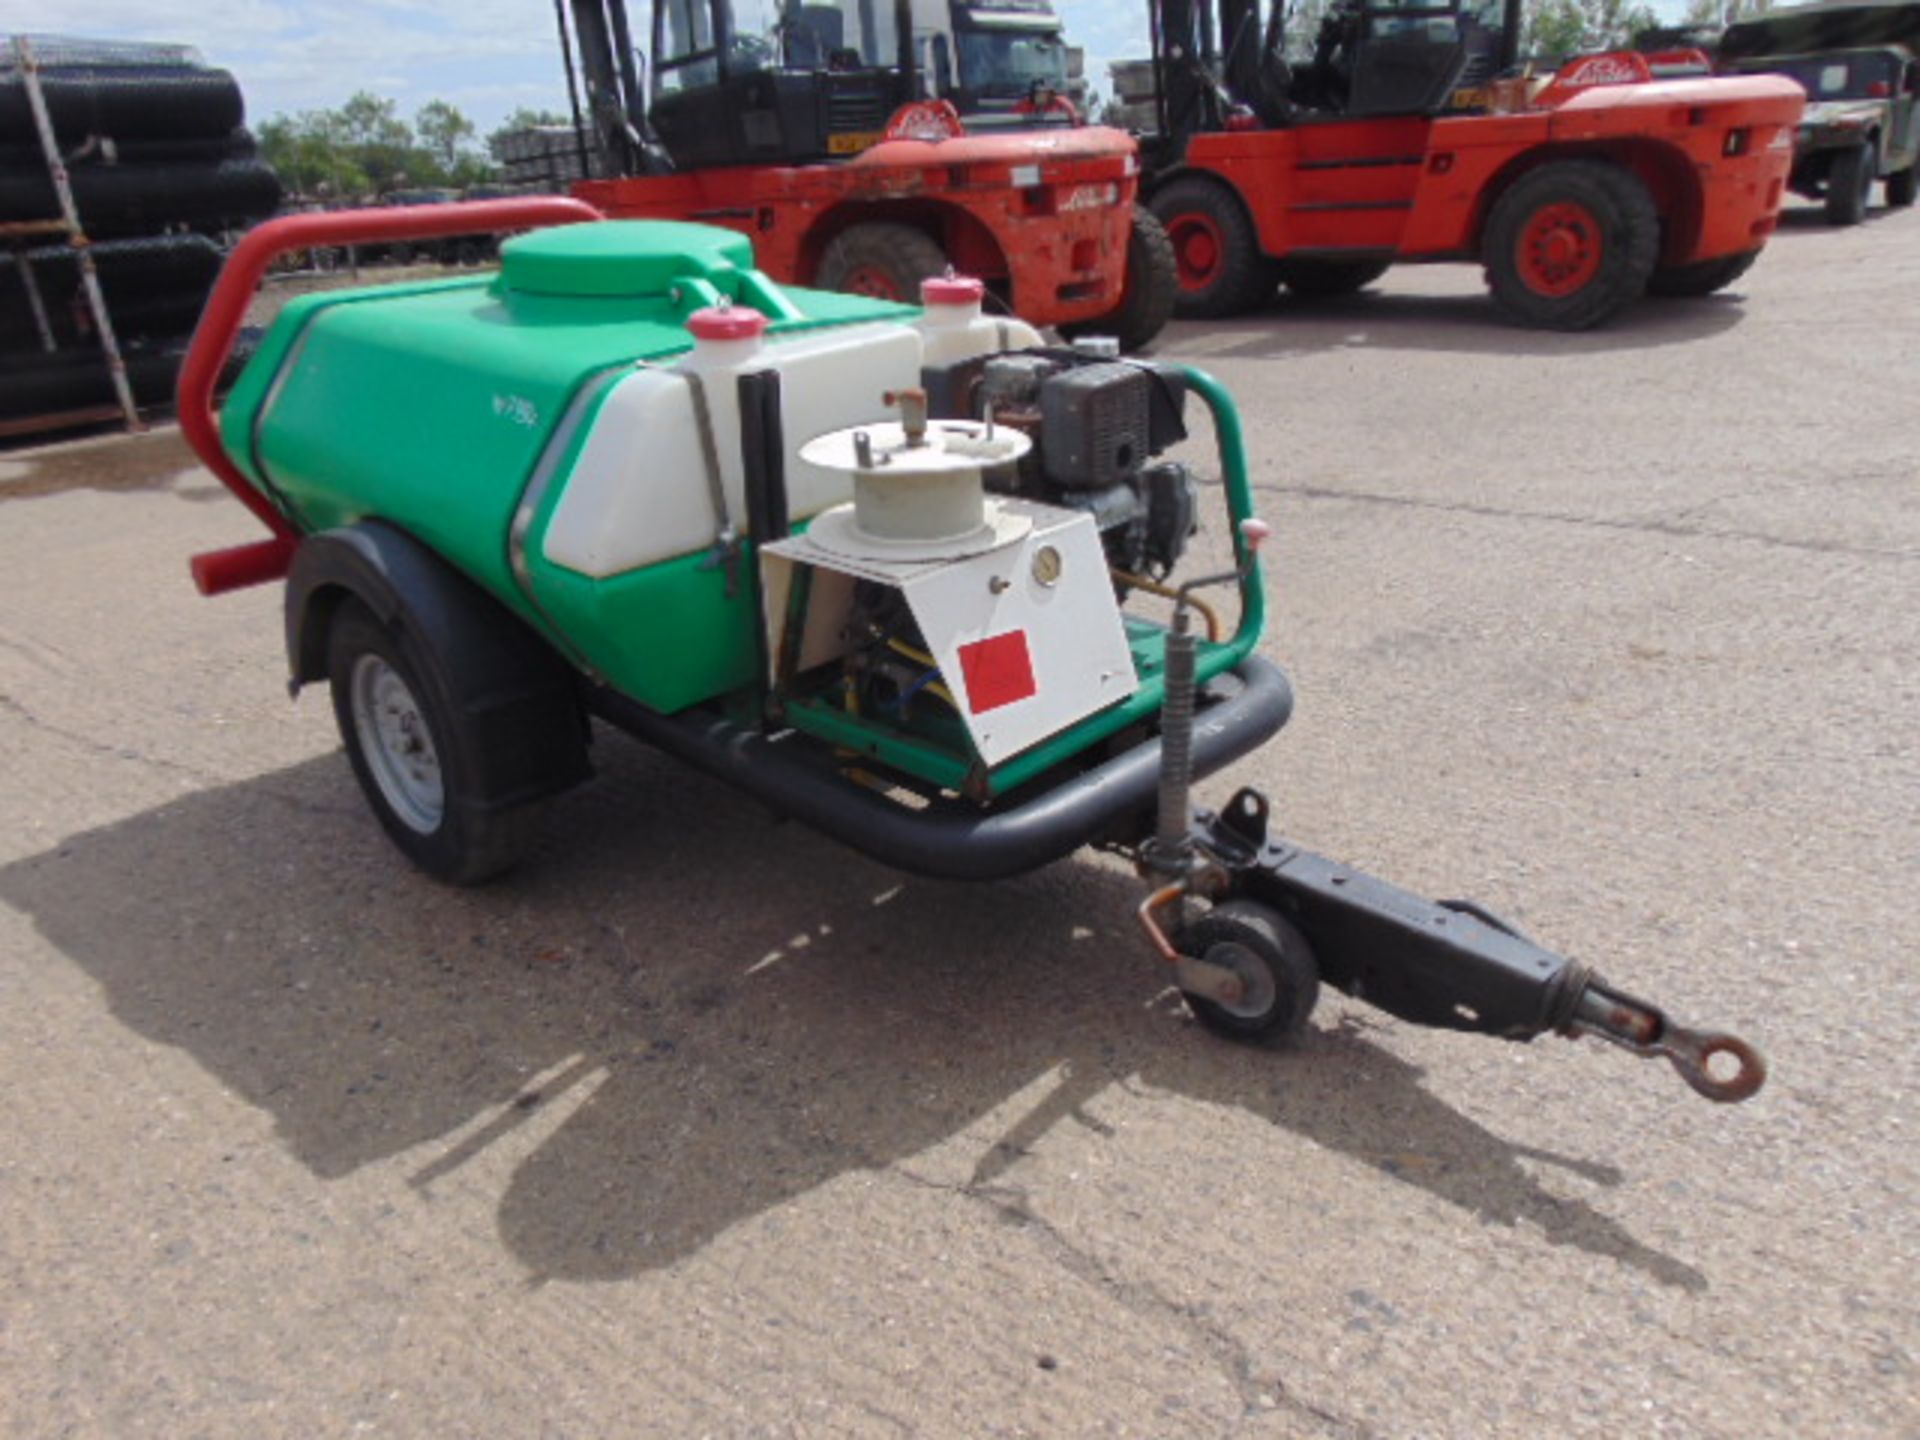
left=887, top=638, right=938, bottom=668
left=1111, top=568, right=1222, bottom=644
left=885, top=638, right=959, bottom=712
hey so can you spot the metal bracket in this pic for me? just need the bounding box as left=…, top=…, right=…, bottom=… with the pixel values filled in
left=1173, top=955, right=1247, bottom=1006
left=682, top=369, right=742, bottom=597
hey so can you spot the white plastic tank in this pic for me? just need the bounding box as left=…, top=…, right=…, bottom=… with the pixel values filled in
left=542, top=304, right=925, bottom=578
left=915, top=273, right=1043, bottom=367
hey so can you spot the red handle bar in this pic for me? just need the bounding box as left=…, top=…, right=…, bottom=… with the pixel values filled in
left=181, top=196, right=604, bottom=595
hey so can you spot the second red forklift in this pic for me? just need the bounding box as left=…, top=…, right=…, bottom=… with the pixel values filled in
left=1131, top=0, right=1806, bottom=328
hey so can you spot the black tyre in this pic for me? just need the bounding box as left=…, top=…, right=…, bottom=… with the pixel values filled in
left=1884, top=162, right=1916, bottom=209
left=1825, top=140, right=1875, bottom=225
left=1645, top=247, right=1761, bottom=298
left=1149, top=177, right=1273, bottom=318
left=813, top=222, right=949, bottom=304
left=1174, top=899, right=1320, bottom=1044
left=1274, top=257, right=1391, bottom=298
left=1481, top=160, right=1659, bottom=331
left=326, top=599, right=544, bottom=884
left=1057, top=205, right=1177, bottom=352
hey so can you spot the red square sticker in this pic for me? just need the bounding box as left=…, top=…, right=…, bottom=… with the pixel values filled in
left=957, top=630, right=1037, bottom=714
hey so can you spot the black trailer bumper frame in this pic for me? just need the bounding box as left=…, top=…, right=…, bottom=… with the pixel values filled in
left=588, top=653, right=1294, bottom=883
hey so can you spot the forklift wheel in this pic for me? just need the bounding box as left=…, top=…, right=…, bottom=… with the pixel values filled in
left=326, top=598, right=544, bottom=884
left=1481, top=161, right=1658, bottom=331
left=1646, top=249, right=1759, bottom=298
left=1274, top=257, right=1391, bottom=299
left=814, top=223, right=948, bottom=303
left=1176, top=900, right=1320, bottom=1045
left=1150, top=178, right=1272, bottom=319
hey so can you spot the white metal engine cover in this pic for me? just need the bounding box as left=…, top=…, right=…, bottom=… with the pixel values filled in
left=761, top=499, right=1139, bottom=767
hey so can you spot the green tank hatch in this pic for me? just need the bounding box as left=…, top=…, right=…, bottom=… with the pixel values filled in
left=500, top=220, right=756, bottom=298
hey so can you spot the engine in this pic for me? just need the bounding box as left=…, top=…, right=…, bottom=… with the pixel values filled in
left=921, top=344, right=1200, bottom=581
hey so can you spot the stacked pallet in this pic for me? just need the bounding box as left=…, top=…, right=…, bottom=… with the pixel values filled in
left=494, top=125, right=591, bottom=189
left=1106, top=59, right=1159, bottom=133
left=1, top=35, right=281, bottom=434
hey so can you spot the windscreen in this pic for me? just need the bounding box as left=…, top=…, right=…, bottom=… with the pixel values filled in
left=658, top=0, right=902, bottom=86
left=955, top=26, right=1069, bottom=98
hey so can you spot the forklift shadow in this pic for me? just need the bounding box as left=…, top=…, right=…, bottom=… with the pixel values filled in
left=1159, top=286, right=1746, bottom=361
left=1766, top=201, right=1904, bottom=237
left=0, top=735, right=1706, bottom=1293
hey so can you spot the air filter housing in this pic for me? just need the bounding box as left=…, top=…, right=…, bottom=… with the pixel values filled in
left=1040, top=361, right=1152, bottom=488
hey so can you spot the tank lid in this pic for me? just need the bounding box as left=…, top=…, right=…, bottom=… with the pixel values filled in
left=921, top=272, right=985, bottom=306
left=500, top=220, right=755, bottom=298
left=687, top=303, right=768, bottom=341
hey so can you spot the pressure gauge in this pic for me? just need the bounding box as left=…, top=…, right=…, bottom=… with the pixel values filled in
left=1032, top=545, right=1063, bottom=587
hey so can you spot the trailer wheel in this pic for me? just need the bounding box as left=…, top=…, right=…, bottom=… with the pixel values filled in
left=1274, top=257, right=1391, bottom=298
left=1058, top=206, right=1177, bottom=351
left=814, top=223, right=949, bottom=303
left=327, top=598, right=543, bottom=884
left=1825, top=140, right=1876, bottom=224
left=1646, top=248, right=1760, bottom=298
left=1150, top=178, right=1271, bottom=318
left=1887, top=162, right=1917, bottom=209
left=1175, top=900, right=1320, bottom=1044
left=1481, top=161, right=1658, bottom=331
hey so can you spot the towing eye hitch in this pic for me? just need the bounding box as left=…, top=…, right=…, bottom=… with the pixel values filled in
left=1136, top=519, right=1768, bottom=1104
left=1566, top=981, right=1767, bottom=1104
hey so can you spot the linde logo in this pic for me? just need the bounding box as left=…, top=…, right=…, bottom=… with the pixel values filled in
left=1563, top=55, right=1643, bottom=87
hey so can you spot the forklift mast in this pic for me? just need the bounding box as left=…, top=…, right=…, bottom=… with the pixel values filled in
left=566, top=0, right=669, bottom=174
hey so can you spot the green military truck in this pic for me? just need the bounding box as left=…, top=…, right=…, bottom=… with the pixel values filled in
left=1722, top=2, right=1920, bottom=223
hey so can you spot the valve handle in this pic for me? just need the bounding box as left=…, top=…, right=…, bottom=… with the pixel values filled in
left=1239, top=517, right=1270, bottom=552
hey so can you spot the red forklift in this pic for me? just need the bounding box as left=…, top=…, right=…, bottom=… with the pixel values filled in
left=1135, top=0, right=1807, bottom=328
left=558, top=0, right=1177, bottom=348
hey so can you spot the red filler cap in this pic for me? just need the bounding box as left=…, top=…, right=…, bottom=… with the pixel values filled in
left=921, top=273, right=986, bottom=306
left=687, top=304, right=768, bottom=341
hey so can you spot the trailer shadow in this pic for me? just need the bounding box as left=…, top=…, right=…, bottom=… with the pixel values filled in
left=1157, top=286, right=1746, bottom=362
left=0, top=735, right=1706, bottom=1293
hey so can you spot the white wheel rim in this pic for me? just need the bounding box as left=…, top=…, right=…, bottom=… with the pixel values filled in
left=1205, top=940, right=1278, bottom=1021
left=350, top=653, right=444, bottom=834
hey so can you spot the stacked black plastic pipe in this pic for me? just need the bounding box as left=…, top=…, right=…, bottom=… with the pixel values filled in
left=1, top=38, right=281, bottom=426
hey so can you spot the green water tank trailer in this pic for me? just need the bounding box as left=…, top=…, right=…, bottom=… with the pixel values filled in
left=179, top=200, right=1767, bottom=1104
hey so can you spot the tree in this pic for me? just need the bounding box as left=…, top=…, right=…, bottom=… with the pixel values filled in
left=1682, top=0, right=1772, bottom=25
left=416, top=100, right=479, bottom=173
left=1521, top=0, right=1658, bottom=61
left=257, top=93, right=502, bottom=199
left=258, top=112, right=371, bottom=199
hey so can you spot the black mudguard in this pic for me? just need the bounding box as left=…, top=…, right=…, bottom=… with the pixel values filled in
left=285, top=521, right=591, bottom=812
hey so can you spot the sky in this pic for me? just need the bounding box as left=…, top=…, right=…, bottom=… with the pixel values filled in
left=12, top=0, right=1692, bottom=137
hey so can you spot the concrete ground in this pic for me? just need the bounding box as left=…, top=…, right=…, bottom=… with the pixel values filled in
left=1, top=199, right=1914, bottom=1439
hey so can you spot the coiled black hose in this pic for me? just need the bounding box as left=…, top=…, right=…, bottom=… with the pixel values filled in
left=0, top=157, right=282, bottom=237
left=0, top=67, right=245, bottom=145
